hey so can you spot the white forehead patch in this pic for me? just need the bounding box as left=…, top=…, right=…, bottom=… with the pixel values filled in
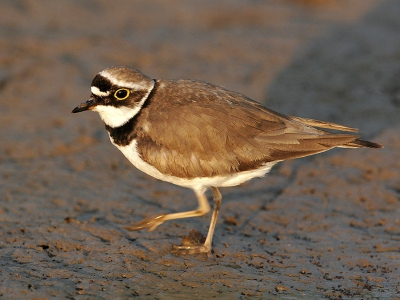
left=91, top=86, right=110, bottom=97
left=99, top=70, right=151, bottom=90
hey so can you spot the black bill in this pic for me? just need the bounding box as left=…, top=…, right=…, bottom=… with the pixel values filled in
left=71, top=99, right=97, bottom=113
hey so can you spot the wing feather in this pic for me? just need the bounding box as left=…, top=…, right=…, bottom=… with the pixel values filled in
left=135, top=80, right=369, bottom=178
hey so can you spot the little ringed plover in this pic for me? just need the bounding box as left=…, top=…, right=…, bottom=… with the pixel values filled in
left=72, top=66, right=383, bottom=255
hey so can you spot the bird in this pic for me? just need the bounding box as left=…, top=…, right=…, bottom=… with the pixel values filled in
left=72, top=66, right=383, bottom=255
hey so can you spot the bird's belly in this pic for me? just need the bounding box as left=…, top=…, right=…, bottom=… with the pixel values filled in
left=113, top=139, right=277, bottom=191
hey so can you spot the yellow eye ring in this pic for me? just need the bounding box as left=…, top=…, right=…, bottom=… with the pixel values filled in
left=114, top=88, right=130, bottom=100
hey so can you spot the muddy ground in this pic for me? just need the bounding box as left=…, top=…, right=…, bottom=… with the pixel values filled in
left=1, top=0, right=399, bottom=299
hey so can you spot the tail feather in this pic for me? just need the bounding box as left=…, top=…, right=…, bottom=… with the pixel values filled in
left=289, top=116, right=359, bottom=132
left=340, top=139, right=383, bottom=149
left=290, top=116, right=383, bottom=149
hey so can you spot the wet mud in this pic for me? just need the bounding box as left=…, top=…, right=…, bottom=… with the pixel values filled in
left=1, top=0, right=399, bottom=298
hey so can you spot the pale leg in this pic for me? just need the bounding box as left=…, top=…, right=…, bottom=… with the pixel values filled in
left=174, top=187, right=222, bottom=256
left=124, top=188, right=211, bottom=231
left=202, top=187, right=222, bottom=253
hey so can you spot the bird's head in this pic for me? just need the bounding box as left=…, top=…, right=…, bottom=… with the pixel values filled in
left=72, top=66, right=154, bottom=128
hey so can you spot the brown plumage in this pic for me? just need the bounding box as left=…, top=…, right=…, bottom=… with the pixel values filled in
left=72, top=66, right=383, bottom=255
left=133, top=79, right=381, bottom=179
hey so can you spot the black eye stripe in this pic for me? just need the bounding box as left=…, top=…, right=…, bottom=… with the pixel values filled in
left=91, top=75, right=112, bottom=92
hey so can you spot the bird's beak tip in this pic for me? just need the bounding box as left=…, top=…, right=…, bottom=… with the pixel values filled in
left=71, top=100, right=96, bottom=113
left=71, top=107, right=81, bottom=113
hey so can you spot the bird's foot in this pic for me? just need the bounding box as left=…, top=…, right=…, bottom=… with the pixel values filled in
left=173, top=244, right=212, bottom=257
left=172, top=229, right=212, bottom=257
left=124, top=214, right=166, bottom=231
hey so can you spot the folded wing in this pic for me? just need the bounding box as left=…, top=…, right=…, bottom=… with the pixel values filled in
left=136, top=80, right=382, bottom=179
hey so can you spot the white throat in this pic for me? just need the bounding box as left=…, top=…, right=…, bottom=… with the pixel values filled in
left=94, top=105, right=140, bottom=127
left=93, top=80, right=154, bottom=128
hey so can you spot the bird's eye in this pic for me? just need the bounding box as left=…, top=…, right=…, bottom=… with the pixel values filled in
left=114, top=88, right=130, bottom=100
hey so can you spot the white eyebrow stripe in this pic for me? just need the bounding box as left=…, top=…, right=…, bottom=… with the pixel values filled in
left=99, top=70, right=148, bottom=90
left=91, top=86, right=110, bottom=97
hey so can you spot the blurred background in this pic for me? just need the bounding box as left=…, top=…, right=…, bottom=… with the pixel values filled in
left=1, top=0, right=399, bottom=298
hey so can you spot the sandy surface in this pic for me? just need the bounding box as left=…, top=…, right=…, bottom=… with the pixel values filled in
left=1, top=0, right=399, bottom=298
